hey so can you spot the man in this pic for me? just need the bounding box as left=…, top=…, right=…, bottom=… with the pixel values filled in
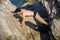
left=11, top=8, right=48, bottom=29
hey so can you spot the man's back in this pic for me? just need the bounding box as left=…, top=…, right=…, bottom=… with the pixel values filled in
left=21, top=9, right=34, bottom=16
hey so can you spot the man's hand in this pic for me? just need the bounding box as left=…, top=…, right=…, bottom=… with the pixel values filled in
left=10, top=11, right=14, bottom=13
left=17, top=25, right=20, bottom=29
left=17, top=23, right=23, bottom=29
left=9, top=10, right=14, bottom=13
left=44, top=22, right=48, bottom=25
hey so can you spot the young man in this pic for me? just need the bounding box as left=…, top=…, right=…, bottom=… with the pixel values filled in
left=11, top=8, right=48, bottom=29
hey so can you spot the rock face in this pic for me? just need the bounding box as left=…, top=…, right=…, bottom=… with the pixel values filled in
left=0, top=0, right=40, bottom=40
left=41, top=0, right=60, bottom=40
left=0, top=0, right=60, bottom=40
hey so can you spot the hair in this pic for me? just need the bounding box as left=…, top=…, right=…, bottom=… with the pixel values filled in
left=14, top=8, right=21, bottom=13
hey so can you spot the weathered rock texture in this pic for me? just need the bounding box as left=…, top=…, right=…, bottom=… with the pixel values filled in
left=0, top=0, right=60, bottom=40
left=40, top=0, right=60, bottom=40
left=46, top=0, right=60, bottom=40
left=0, top=0, right=40, bottom=40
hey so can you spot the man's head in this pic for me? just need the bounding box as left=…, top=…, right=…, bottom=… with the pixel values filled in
left=13, top=8, right=21, bottom=14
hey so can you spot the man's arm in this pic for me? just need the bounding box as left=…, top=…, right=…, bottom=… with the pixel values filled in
left=38, top=16, right=48, bottom=25
left=35, top=12, right=48, bottom=25
left=20, top=14, right=25, bottom=27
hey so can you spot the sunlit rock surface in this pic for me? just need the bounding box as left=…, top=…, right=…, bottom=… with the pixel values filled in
left=0, top=0, right=60, bottom=40
left=0, top=0, right=40, bottom=40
